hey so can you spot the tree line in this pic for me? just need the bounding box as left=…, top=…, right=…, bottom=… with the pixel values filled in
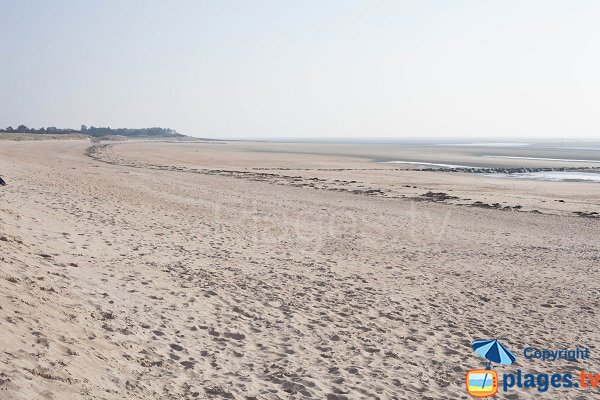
left=0, top=125, right=79, bottom=134
left=1, top=124, right=183, bottom=137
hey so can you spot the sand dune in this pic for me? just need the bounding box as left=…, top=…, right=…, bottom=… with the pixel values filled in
left=1, top=140, right=599, bottom=399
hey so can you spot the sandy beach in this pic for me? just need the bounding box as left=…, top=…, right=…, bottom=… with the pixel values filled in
left=1, top=139, right=600, bottom=399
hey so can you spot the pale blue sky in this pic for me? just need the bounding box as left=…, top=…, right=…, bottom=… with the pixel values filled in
left=1, top=1, right=599, bottom=139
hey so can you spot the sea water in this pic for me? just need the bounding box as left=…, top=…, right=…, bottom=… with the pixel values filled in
left=484, top=171, right=600, bottom=182
left=384, top=161, right=481, bottom=169
left=483, top=155, right=600, bottom=163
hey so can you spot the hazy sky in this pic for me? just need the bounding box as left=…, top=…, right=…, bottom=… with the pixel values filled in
left=1, top=1, right=599, bottom=139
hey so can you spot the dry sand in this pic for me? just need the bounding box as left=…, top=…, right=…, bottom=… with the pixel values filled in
left=1, top=139, right=599, bottom=399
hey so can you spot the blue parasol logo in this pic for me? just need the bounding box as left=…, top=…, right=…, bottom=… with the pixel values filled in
left=472, top=339, right=517, bottom=369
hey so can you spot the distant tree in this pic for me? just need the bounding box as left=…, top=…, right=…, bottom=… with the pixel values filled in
left=5, top=126, right=14, bottom=132
left=16, top=125, right=29, bottom=133
left=81, top=124, right=88, bottom=132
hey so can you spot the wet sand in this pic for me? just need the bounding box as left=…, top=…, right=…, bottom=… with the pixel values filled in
left=1, top=139, right=599, bottom=399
